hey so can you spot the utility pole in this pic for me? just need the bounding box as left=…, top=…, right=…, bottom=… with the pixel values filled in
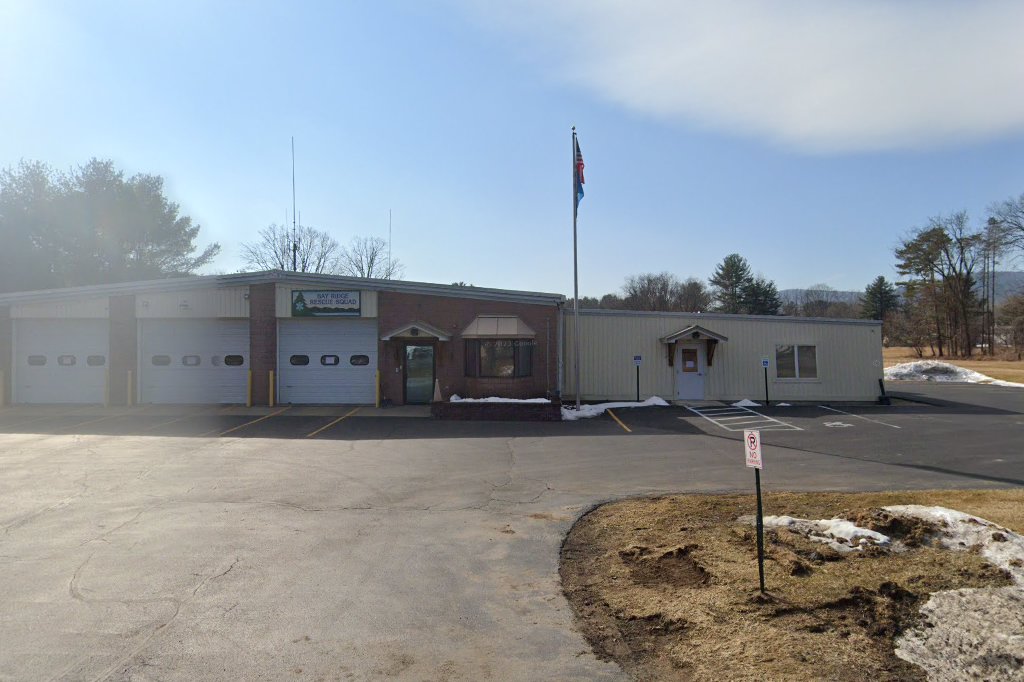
left=291, top=136, right=298, bottom=272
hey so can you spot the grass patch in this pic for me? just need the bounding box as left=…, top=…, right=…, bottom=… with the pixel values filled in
left=883, top=346, right=1024, bottom=383
left=560, top=489, right=1024, bottom=681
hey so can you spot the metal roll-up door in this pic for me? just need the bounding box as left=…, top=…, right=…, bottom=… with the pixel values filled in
left=278, top=318, right=377, bottom=404
left=13, top=319, right=109, bottom=404
left=139, top=319, right=250, bottom=404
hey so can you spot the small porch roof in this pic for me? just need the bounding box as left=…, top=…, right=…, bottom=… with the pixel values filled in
left=461, top=315, right=536, bottom=339
left=380, top=320, right=451, bottom=341
left=659, top=325, right=729, bottom=344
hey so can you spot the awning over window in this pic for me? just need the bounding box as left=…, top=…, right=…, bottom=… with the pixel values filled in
left=461, top=315, right=535, bottom=339
left=659, top=325, right=728, bottom=344
left=380, top=320, right=451, bottom=341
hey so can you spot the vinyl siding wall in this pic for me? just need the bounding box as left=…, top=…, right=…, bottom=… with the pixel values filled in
left=563, top=311, right=883, bottom=402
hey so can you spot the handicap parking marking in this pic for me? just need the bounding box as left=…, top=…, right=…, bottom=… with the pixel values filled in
left=683, top=405, right=802, bottom=432
left=818, top=405, right=901, bottom=429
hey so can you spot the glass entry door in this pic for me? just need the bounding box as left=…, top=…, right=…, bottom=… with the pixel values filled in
left=404, top=344, right=435, bottom=404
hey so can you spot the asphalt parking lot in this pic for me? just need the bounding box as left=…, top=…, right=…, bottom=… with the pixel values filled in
left=1, top=382, right=1021, bottom=680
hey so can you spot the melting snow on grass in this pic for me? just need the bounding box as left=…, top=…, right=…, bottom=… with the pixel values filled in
left=560, top=397, right=668, bottom=421
left=744, top=506, right=1024, bottom=677
left=885, top=360, right=1024, bottom=387
left=449, top=395, right=552, bottom=403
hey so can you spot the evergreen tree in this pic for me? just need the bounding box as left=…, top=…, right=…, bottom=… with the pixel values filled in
left=860, top=276, right=900, bottom=321
left=742, top=276, right=781, bottom=315
left=708, top=253, right=753, bottom=313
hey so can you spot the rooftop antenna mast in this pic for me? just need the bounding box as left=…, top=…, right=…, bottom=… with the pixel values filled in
left=291, top=136, right=298, bottom=272
left=388, top=209, right=392, bottom=278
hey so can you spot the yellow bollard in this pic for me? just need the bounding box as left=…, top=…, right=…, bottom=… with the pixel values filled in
left=375, top=370, right=381, bottom=408
left=104, top=369, right=110, bottom=407
left=0, top=369, right=5, bottom=408
left=268, top=370, right=275, bottom=408
left=127, top=369, right=134, bottom=407
left=246, top=370, right=253, bottom=408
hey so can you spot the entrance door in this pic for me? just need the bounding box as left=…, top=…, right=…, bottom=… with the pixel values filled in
left=404, top=344, right=435, bottom=404
left=674, top=344, right=705, bottom=400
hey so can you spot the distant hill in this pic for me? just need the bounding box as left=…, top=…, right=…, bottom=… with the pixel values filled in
left=779, top=272, right=1023, bottom=307
left=778, top=289, right=862, bottom=305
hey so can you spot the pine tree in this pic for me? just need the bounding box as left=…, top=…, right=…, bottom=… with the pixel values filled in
left=742, top=276, right=782, bottom=315
left=860, top=276, right=900, bottom=321
left=708, top=254, right=753, bottom=313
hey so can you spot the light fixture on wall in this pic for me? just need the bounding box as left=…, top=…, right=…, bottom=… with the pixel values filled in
left=410, top=327, right=419, bottom=336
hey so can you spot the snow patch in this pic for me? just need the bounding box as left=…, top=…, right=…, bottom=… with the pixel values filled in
left=561, top=396, right=669, bottom=421
left=776, top=402, right=792, bottom=407
left=885, top=360, right=1024, bottom=387
left=751, top=515, right=891, bottom=553
left=731, top=399, right=761, bottom=407
left=449, top=395, right=551, bottom=404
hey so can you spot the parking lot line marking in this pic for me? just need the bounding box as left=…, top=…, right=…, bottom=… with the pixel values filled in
left=215, top=407, right=290, bottom=437
left=819, top=405, right=900, bottom=429
left=54, top=414, right=122, bottom=432
left=141, top=410, right=212, bottom=432
left=606, top=409, right=632, bottom=433
left=306, top=407, right=361, bottom=438
left=685, top=405, right=802, bottom=432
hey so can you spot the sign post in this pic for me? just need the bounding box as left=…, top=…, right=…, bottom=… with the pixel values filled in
left=761, top=357, right=770, bottom=407
left=744, top=429, right=766, bottom=593
left=633, top=355, right=642, bottom=401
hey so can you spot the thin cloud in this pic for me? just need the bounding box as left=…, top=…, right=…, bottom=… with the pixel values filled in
left=461, top=0, right=1024, bottom=153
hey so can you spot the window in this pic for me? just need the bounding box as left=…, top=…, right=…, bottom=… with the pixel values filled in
left=321, top=354, right=340, bottom=366
left=290, top=355, right=310, bottom=366
left=224, top=355, right=245, bottom=367
left=87, top=355, right=106, bottom=367
left=776, top=345, right=817, bottom=379
left=27, top=355, right=47, bottom=366
left=58, top=355, right=76, bottom=366
left=349, top=354, right=370, bottom=366
left=465, top=339, right=533, bottom=378
left=211, top=355, right=222, bottom=367
left=152, top=355, right=171, bottom=366
left=182, top=355, right=201, bottom=367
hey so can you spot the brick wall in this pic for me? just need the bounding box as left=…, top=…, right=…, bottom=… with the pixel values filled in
left=0, top=306, right=10, bottom=405
left=249, top=283, right=276, bottom=405
left=107, top=295, right=136, bottom=405
left=377, top=291, right=560, bottom=405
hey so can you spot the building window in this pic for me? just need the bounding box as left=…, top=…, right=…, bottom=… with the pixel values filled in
left=182, top=355, right=201, bottom=367
left=290, top=355, right=310, bottom=366
left=224, top=355, right=245, bottom=367
left=87, top=355, right=106, bottom=367
left=58, top=355, right=77, bottom=366
left=27, top=355, right=47, bottom=366
left=152, top=355, right=172, bottom=366
left=349, top=354, right=370, bottom=366
left=465, top=339, right=533, bottom=378
left=321, top=355, right=340, bottom=366
left=776, top=345, right=817, bottom=379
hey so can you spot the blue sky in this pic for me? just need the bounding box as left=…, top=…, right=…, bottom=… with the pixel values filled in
left=3, top=1, right=1024, bottom=297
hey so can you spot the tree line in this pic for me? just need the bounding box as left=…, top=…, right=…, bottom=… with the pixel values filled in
left=0, top=159, right=403, bottom=294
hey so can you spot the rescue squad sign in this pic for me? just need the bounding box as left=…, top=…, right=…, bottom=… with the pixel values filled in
left=291, top=290, right=361, bottom=317
left=744, top=429, right=763, bottom=469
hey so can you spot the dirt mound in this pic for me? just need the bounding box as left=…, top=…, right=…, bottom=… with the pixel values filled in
left=560, top=492, right=1018, bottom=681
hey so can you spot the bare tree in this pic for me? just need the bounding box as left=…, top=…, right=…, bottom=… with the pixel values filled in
left=241, top=223, right=342, bottom=274
left=337, top=236, right=404, bottom=279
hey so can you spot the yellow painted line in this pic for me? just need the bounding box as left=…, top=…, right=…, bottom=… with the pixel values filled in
left=54, top=413, right=123, bottom=432
left=214, top=407, right=290, bottom=437
left=306, top=407, right=361, bottom=438
left=141, top=410, right=212, bottom=433
left=606, top=408, right=632, bottom=433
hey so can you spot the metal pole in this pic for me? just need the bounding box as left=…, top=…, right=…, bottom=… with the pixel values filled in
left=636, top=365, right=640, bottom=402
left=755, top=468, right=765, bottom=593
left=291, top=136, right=298, bottom=272
left=572, top=127, right=581, bottom=410
left=763, top=367, right=769, bottom=406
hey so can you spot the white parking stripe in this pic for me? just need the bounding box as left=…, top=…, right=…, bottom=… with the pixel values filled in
left=819, top=405, right=900, bottom=429
left=684, top=405, right=802, bottom=432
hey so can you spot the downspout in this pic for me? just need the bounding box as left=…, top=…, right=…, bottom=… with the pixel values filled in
left=556, top=301, right=564, bottom=398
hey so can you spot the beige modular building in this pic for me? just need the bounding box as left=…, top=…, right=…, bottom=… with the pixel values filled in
left=562, top=309, right=884, bottom=403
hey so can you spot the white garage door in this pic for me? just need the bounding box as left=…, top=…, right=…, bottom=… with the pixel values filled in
left=139, top=319, right=250, bottom=404
left=13, top=319, right=109, bottom=404
left=278, top=318, right=377, bottom=404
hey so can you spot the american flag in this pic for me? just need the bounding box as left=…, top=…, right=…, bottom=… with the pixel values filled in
left=574, top=137, right=585, bottom=207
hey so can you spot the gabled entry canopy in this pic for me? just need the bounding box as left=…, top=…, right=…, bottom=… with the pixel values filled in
left=659, top=325, right=729, bottom=344
left=660, top=325, right=728, bottom=367
left=380, top=321, right=451, bottom=341
left=461, top=315, right=535, bottom=339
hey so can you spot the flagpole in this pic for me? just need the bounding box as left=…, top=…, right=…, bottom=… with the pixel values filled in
left=572, top=126, right=581, bottom=410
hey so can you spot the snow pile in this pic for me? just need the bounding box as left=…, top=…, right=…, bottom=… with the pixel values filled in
left=449, top=395, right=551, bottom=404
left=883, top=505, right=1024, bottom=679
left=885, top=361, right=1024, bottom=387
left=561, top=396, right=669, bottom=421
left=731, top=399, right=761, bottom=407
left=752, top=515, right=891, bottom=553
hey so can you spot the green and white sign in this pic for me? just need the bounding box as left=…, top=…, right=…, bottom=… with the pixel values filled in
left=292, top=290, right=361, bottom=317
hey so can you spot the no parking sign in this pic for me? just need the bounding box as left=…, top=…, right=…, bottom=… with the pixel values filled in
left=744, top=429, right=763, bottom=469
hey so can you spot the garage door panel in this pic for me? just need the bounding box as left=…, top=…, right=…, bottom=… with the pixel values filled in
left=279, top=319, right=377, bottom=404
left=139, top=319, right=249, bottom=404
left=13, top=319, right=109, bottom=404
